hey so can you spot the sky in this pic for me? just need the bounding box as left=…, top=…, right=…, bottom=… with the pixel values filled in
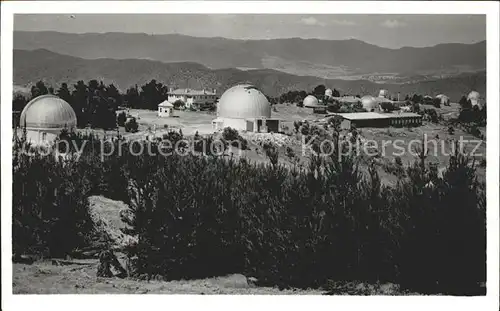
left=14, top=14, right=486, bottom=48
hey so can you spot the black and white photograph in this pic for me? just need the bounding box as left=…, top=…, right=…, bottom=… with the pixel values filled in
left=1, top=1, right=499, bottom=310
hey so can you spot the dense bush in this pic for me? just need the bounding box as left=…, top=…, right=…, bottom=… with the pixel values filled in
left=173, top=100, right=185, bottom=110
left=380, top=102, right=397, bottom=112
left=422, top=108, right=440, bottom=123
left=13, top=129, right=486, bottom=295
left=222, top=127, right=248, bottom=150
left=13, top=138, right=95, bottom=258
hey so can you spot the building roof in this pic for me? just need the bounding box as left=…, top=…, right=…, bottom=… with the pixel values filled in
left=332, top=112, right=391, bottom=120
left=331, top=111, right=422, bottom=121
left=385, top=112, right=422, bottom=118
left=158, top=100, right=174, bottom=107
left=217, top=84, right=271, bottom=119
left=168, top=88, right=216, bottom=96
left=338, top=96, right=361, bottom=104
left=20, top=94, right=77, bottom=130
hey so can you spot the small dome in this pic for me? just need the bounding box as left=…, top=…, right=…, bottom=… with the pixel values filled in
left=303, top=95, right=319, bottom=107
left=361, top=95, right=379, bottom=111
left=378, top=89, right=388, bottom=98
left=20, top=94, right=77, bottom=130
left=467, top=91, right=481, bottom=107
left=325, top=89, right=333, bottom=97
left=217, top=84, right=271, bottom=119
left=436, top=94, right=450, bottom=105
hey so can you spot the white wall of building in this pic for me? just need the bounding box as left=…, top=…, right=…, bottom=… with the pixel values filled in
left=158, top=106, right=173, bottom=117
left=212, top=117, right=248, bottom=131
left=25, top=129, right=58, bottom=146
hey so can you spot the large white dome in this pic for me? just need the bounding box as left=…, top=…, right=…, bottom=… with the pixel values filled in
left=325, top=89, right=333, bottom=97
left=20, top=94, right=77, bottom=130
left=303, top=95, right=319, bottom=107
left=217, top=84, right=271, bottom=119
left=361, top=95, right=379, bottom=111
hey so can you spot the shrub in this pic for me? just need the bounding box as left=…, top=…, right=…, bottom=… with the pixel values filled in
left=423, top=108, right=439, bottom=123
left=448, top=126, right=455, bottom=135
left=12, top=128, right=486, bottom=295
left=222, top=127, right=248, bottom=150
left=432, top=98, right=441, bottom=108
left=13, top=137, right=95, bottom=258
left=222, top=127, right=240, bottom=141
left=173, top=100, right=185, bottom=110
left=117, top=112, right=127, bottom=127
left=125, top=117, right=139, bottom=133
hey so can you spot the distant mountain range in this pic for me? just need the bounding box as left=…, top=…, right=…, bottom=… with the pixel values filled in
left=13, top=49, right=485, bottom=101
left=14, top=31, right=486, bottom=79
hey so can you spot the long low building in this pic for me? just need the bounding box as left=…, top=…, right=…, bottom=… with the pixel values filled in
left=330, top=111, right=422, bottom=129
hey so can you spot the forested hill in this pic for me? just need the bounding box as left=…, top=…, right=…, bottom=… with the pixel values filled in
left=14, top=49, right=485, bottom=101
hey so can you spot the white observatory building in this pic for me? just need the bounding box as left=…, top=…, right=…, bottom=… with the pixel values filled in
left=19, top=94, right=77, bottom=145
left=212, top=84, right=279, bottom=133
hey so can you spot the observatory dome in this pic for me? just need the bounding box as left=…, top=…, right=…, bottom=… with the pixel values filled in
left=436, top=94, right=450, bottom=106
left=361, top=95, right=379, bottom=112
left=325, top=89, right=333, bottom=97
left=20, top=94, right=77, bottom=131
left=303, top=95, right=319, bottom=107
left=217, top=84, right=271, bottom=119
left=467, top=91, right=481, bottom=107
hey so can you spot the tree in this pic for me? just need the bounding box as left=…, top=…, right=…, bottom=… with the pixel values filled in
left=459, top=96, right=471, bottom=110
left=313, top=85, right=326, bottom=97
left=91, top=82, right=117, bottom=130
left=31, top=81, right=49, bottom=98
left=380, top=102, right=396, bottom=112
left=124, top=85, right=141, bottom=109
left=71, top=80, right=89, bottom=128
left=432, top=98, right=441, bottom=108
left=332, top=88, right=340, bottom=97
left=125, top=117, right=139, bottom=133
left=56, top=83, right=72, bottom=104
left=106, top=84, right=123, bottom=109
left=412, top=102, right=420, bottom=113
left=173, top=100, right=185, bottom=110
left=12, top=94, right=28, bottom=128
left=411, top=94, right=423, bottom=104
left=140, top=79, right=168, bottom=110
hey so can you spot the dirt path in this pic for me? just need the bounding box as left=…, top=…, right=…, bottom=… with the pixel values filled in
left=13, top=261, right=326, bottom=295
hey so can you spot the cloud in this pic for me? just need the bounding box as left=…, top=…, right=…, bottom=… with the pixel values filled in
left=381, top=19, right=407, bottom=28
left=300, top=17, right=326, bottom=27
left=331, top=19, right=357, bottom=26
left=300, top=17, right=356, bottom=27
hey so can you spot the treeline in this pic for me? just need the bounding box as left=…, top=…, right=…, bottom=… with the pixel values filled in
left=13, top=127, right=486, bottom=295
